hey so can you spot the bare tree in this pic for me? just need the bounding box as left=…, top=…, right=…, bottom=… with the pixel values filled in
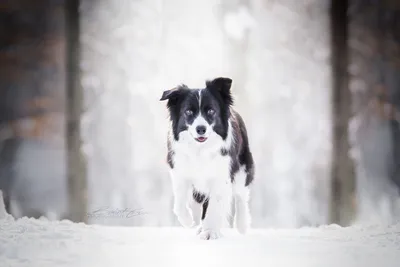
left=65, top=0, right=88, bottom=223
left=329, top=0, right=356, bottom=226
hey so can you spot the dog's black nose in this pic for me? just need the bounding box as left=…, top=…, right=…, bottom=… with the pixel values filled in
left=196, top=125, right=206, bottom=135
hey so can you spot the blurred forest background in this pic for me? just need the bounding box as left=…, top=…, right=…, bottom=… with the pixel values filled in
left=1, top=0, right=400, bottom=229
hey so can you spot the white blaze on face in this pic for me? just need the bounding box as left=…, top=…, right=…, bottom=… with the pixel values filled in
left=198, top=89, right=202, bottom=107
left=187, top=89, right=212, bottom=139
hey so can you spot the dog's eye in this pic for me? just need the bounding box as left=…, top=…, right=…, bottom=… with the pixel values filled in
left=207, top=109, right=215, bottom=116
left=185, top=109, right=193, bottom=116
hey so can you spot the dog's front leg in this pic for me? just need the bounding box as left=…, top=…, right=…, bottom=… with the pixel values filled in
left=198, top=180, right=232, bottom=240
left=171, top=172, right=194, bottom=228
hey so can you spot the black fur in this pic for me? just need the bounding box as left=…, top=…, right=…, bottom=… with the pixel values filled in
left=192, top=189, right=207, bottom=203
left=231, top=110, right=255, bottom=186
left=201, top=199, right=209, bottom=220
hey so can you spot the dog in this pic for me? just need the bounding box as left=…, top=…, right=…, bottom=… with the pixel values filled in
left=160, top=77, right=255, bottom=240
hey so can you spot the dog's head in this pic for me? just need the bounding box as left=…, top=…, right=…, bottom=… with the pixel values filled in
left=160, top=77, right=234, bottom=144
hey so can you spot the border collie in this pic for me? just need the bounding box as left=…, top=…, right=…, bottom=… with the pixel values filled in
left=160, top=77, right=254, bottom=240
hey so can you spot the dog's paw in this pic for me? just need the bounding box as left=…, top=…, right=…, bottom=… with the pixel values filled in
left=174, top=209, right=194, bottom=228
left=196, top=225, right=203, bottom=235
left=198, top=229, right=222, bottom=240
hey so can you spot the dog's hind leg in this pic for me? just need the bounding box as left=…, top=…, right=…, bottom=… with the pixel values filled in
left=233, top=188, right=251, bottom=234
left=232, top=166, right=252, bottom=234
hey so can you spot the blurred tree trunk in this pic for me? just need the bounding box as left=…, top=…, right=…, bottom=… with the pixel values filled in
left=65, top=0, right=88, bottom=223
left=0, top=1, right=68, bottom=219
left=347, top=0, right=400, bottom=222
left=329, top=0, right=356, bottom=226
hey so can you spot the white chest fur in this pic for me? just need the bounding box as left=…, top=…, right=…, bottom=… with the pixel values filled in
left=174, top=151, right=230, bottom=193
left=170, top=131, right=232, bottom=194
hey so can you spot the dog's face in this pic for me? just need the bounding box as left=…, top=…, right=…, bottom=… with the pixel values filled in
left=160, top=77, right=234, bottom=144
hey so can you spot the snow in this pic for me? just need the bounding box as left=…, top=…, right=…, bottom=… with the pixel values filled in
left=1, top=205, right=400, bottom=267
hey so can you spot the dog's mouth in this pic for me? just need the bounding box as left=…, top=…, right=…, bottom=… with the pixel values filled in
left=195, top=137, right=208, bottom=143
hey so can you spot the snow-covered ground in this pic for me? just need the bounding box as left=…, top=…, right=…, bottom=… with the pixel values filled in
left=1, top=207, right=400, bottom=267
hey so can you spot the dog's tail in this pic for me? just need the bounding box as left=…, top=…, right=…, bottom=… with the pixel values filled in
left=233, top=190, right=251, bottom=234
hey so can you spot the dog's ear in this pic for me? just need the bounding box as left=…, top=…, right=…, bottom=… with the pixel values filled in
left=160, top=85, right=188, bottom=109
left=207, top=77, right=232, bottom=92
left=206, top=77, right=233, bottom=105
left=160, top=86, right=182, bottom=101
